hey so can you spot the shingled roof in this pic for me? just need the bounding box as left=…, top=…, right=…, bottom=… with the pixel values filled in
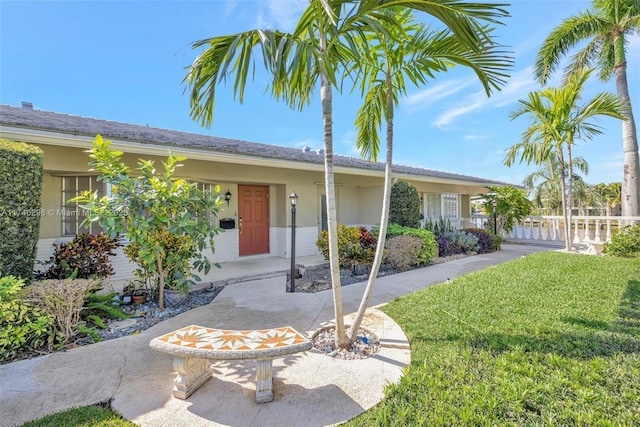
left=0, top=104, right=508, bottom=185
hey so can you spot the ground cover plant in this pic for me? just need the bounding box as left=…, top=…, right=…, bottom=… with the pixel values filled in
left=346, top=251, right=640, bottom=426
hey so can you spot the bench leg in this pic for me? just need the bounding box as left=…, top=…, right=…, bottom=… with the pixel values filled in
left=255, top=358, right=274, bottom=403
left=172, top=356, right=213, bottom=399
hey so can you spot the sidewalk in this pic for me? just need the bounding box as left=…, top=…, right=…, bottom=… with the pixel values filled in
left=0, top=244, right=550, bottom=427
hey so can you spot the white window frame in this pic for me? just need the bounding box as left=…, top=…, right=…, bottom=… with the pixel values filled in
left=442, top=193, right=459, bottom=219
left=61, top=176, right=106, bottom=236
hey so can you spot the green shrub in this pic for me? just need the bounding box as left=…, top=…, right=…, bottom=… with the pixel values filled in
left=0, top=139, right=44, bottom=280
left=603, top=223, right=640, bottom=258
left=464, top=228, right=499, bottom=253
left=389, top=181, right=421, bottom=228
left=316, top=225, right=377, bottom=268
left=424, top=217, right=455, bottom=236
left=0, top=276, right=53, bottom=361
left=437, top=230, right=479, bottom=256
left=384, top=235, right=425, bottom=271
left=375, top=223, right=437, bottom=265
left=37, top=233, right=120, bottom=280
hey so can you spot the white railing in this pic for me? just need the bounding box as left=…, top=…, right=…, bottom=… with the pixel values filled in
left=470, top=215, right=640, bottom=245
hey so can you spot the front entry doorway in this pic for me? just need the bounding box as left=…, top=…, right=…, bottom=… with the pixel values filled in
left=238, top=185, right=270, bottom=256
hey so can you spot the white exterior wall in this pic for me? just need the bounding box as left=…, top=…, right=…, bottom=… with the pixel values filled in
left=272, top=226, right=321, bottom=259
left=35, top=225, right=321, bottom=282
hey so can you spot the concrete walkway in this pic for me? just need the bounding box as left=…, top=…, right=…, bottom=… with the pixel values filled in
left=0, top=244, right=550, bottom=427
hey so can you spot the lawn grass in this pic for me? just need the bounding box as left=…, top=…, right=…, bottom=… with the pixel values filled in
left=21, top=404, right=136, bottom=427
left=346, top=251, right=640, bottom=426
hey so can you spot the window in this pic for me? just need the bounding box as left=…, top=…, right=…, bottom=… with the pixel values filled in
left=442, top=193, right=459, bottom=219
left=62, top=176, right=105, bottom=236
left=320, top=194, right=327, bottom=231
left=423, top=193, right=459, bottom=220
left=424, top=194, right=441, bottom=220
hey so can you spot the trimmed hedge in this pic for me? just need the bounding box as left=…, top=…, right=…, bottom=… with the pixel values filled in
left=0, top=138, right=44, bottom=280
left=389, top=181, right=421, bottom=228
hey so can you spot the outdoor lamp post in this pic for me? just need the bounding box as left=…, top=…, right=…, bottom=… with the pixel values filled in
left=493, top=199, right=498, bottom=235
left=288, top=192, right=298, bottom=292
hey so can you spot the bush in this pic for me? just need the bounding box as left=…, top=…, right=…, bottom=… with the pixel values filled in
left=437, top=230, right=479, bottom=257
left=0, top=139, right=44, bottom=280
left=37, top=233, right=119, bottom=280
left=464, top=228, right=501, bottom=253
left=603, top=223, right=640, bottom=258
left=27, top=279, right=101, bottom=344
left=424, top=218, right=455, bottom=236
left=316, top=225, right=377, bottom=268
left=389, top=181, right=421, bottom=228
left=375, top=223, right=437, bottom=265
left=437, top=234, right=461, bottom=257
left=384, top=235, right=425, bottom=271
left=0, top=276, right=53, bottom=361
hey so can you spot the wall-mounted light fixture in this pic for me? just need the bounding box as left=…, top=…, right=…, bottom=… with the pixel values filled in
left=224, top=190, right=232, bottom=205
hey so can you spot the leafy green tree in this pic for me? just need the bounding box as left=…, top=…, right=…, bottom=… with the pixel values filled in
left=535, top=0, right=640, bottom=216
left=594, top=182, right=622, bottom=215
left=505, top=69, right=624, bottom=250
left=72, top=135, right=222, bottom=309
left=184, top=0, right=510, bottom=348
left=482, top=186, right=533, bottom=234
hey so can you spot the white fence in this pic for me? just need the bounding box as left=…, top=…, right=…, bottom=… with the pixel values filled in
left=470, top=215, right=640, bottom=245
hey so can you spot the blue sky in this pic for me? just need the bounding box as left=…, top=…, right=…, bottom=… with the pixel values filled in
left=1, top=0, right=637, bottom=186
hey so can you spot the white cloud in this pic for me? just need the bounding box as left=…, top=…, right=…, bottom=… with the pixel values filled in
left=429, top=66, right=541, bottom=127
left=254, top=0, right=307, bottom=31
left=463, top=133, right=492, bottom=141
left=404, top=78, right=475, bottom=112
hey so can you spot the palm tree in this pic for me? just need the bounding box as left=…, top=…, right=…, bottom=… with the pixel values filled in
left=346, top=9, right=512, bottom=341
left=535, top=0, right=640, bottom=216
left=184, top=0, right=510, bottom=349
left=524, top=156, right=591, bottom=215
left=505, top=68, right=625, bottom=250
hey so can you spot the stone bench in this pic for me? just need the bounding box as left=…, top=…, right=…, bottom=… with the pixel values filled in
left=149, top=325, right=312, bottom=403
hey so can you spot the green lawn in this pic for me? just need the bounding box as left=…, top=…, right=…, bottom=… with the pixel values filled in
left=22, top=404, right=135, bottom=427
left=347, top=251, right=640, bottom=426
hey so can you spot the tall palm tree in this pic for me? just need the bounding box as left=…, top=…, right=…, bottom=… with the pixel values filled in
left=505, top=68, right=625, bottom=250
left=535, top=0, right=640, bottom=216
left=347, top=9, right=512, bottom=341
left=524, top=156, right=591, bottom=215
left=184, top=0, right=510, bottom=349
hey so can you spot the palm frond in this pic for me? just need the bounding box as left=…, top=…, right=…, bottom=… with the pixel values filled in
left=535, top=11, right=604, bottom=85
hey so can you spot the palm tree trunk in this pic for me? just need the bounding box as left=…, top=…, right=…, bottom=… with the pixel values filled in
left=318, top=38, right=349, bottom=349
left=615, top=62, right=640, bottom=216
left=558, top=149, right=571, bottom=251
left=566, top=142, right=574, bottom=249
left=348, top=77, right=394, bottom=342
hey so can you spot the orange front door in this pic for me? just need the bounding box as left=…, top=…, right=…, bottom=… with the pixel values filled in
left=238, top=185, right=270, bottom=256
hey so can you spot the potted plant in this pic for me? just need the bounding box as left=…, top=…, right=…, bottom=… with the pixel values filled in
left=132, top=289, right=147, bottom=305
